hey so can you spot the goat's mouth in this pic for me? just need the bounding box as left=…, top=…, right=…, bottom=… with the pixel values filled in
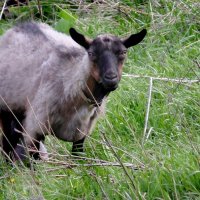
left=102, top=78, right=119, bottom=91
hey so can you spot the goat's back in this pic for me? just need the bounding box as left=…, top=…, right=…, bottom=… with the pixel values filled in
left=0, top=22, right=89, bottom=110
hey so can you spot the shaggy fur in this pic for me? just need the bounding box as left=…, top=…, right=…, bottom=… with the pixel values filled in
left=0, top=22, right=92, bottom=143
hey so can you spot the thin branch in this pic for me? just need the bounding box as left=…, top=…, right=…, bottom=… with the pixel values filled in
left=37, top=0, right=43, bottom=21
left=44, top=160, right=144, bottom=172
left=0, top=0, right=7, bottom=20
left=145, top=127, right=153, bottom=141
left=123, top=74, right=199, bottom=84
left=48, top=155, right=116, bottom=164
left=142, top=78, right=153, bottom=145
left=101, top=131, right=137, bottom=192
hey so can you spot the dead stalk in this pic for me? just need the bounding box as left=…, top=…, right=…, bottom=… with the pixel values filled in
left=143, top=77, right=153, bottom=145
left=101, top=131, right=137, bottom=192
left=123, top=74, right=199, bottom=84
left=44, top=160, right=144, bottom=172
left=0, top=0, right=7, bottom=20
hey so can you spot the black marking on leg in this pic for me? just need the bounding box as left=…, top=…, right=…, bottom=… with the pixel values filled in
left=14, top=140, right=26, bottom=161
left=0, top=110, right=25, bottom=161
left=72, top=137, right=85, bottom=156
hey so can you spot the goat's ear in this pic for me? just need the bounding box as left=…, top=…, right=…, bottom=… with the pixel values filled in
left=69, top=28, right=91, bottom=49
left=122, top=29, right=147, bottom=48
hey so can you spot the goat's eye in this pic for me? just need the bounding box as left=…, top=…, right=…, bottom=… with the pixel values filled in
left=116, top=50, right=127, bottom=56
left=88, top=52, right=96, bottom=60
left=88, top=52, right=95, bottom=58
left=88, top=52, right=96, bottom=61
left=117, top=50, right=127, bottom=60
left=120, top=50, right=127, bottom=55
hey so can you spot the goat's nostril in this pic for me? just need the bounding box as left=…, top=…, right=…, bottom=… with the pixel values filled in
left=104, top=73, right=117, bottom=80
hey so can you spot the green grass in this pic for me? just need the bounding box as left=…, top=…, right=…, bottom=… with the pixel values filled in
left=0, top=0, right=199, bottom=199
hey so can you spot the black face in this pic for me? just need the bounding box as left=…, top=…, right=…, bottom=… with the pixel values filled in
left=69, top=28, right=147, bottom=91
left=87, top=36, right=127, bottom=91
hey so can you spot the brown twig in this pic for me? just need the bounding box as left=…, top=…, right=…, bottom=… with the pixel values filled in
left=37, top=0, right=43, bottom=21
left=100, top=131, right=137, bottom=192
left=44, top=160, right=144, bottom=173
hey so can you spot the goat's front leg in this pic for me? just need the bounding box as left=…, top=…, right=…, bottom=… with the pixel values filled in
left=29, top=134, right=45, bottom=160
left=72, top=137, right=85, bottom=156
left=24, top=110, right=48, bottom=161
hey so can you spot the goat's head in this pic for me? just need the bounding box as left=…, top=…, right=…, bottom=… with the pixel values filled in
left=70, top=28, right=147, bottom=91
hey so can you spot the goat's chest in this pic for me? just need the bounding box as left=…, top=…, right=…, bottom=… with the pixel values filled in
left=53, top=104, right=98, bottom=142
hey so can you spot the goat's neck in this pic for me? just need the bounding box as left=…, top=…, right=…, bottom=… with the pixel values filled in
left=83, top=76, right=109, bottom=106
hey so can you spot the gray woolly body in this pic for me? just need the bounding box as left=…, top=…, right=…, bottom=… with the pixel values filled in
left=0, top=22, right=100, bottom=142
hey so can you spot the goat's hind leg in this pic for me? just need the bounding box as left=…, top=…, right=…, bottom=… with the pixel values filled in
left=0, top=111, right=14, bottom=161
left=0, top=110, right=25, bottom=161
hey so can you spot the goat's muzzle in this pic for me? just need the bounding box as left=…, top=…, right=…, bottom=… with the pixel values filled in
left=103, top=73, right=119, bottom=91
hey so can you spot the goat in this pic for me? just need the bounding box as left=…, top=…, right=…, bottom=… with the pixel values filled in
left=0, top=22, right=147, bottom=160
